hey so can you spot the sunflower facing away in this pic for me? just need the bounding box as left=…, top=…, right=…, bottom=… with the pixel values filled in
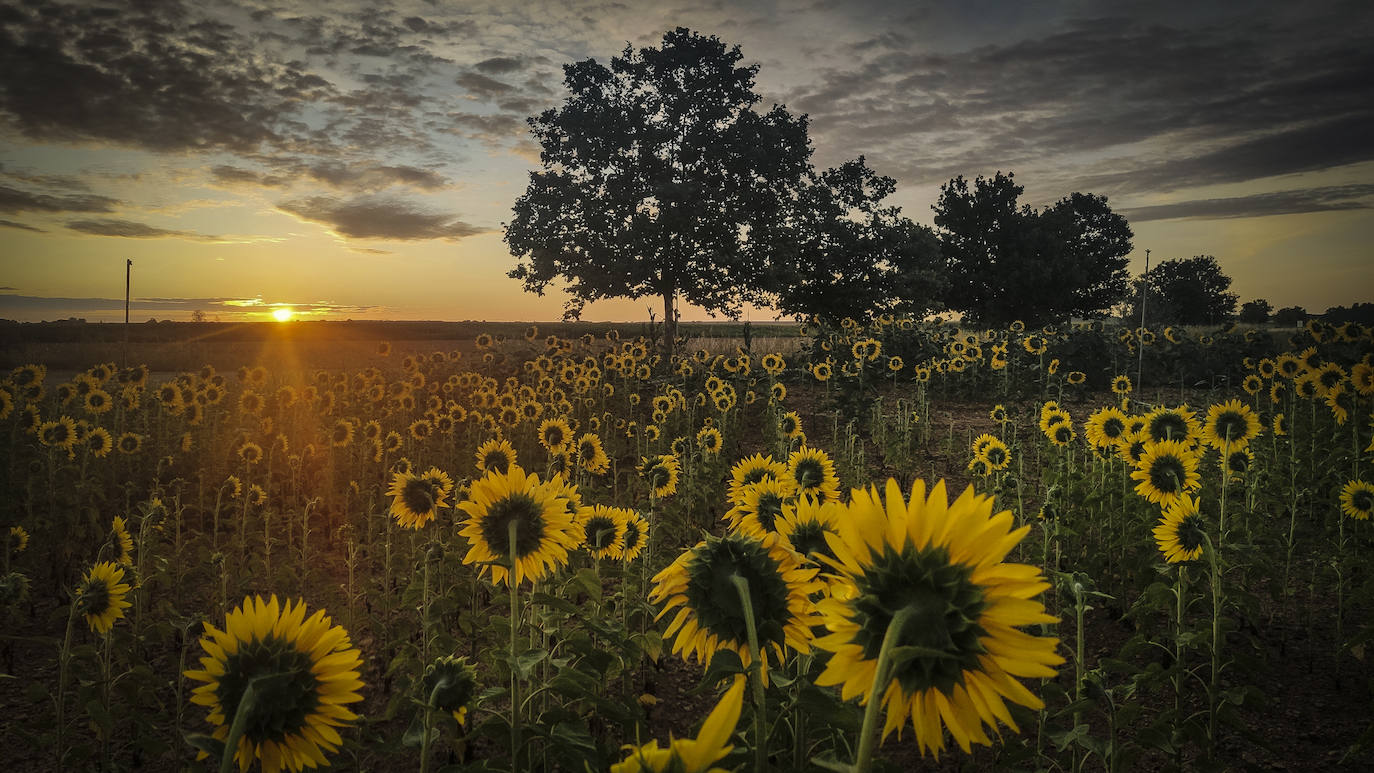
left=77, top=561, right=133, bottom=634
left=619, top=510, right=651, bottom=562
left=788, top=446, right=840, bottom=504
left=110, top=516, right=134, bottom=566
left=457, top=465, right=579, bottom=586
left=386, top=469, right=452, bottom=530
left=727, top=454, right=787, bottom=506
left=732, top=478, right=797, bottom=536
left=577, top=504, right=629, bottom=560
left=638, top=454, right=681, bottom=498
left=185, top=595, right=364, bottom=773
left=538, top=417, right=573, bottom=455
left=776, top=496, right=842, bottom=563
left=475, top=438, right=518, bottom=475
left=813, top=478, right=1062, bottom=756
left=1341, top=480, right=1374, bottom=521
left=1131, top=440, right=1202, bottom=507
left=576, top=433, right=611, bottom=475
left=611, top=676, right=745, bottom=773
left=651, top=532, right=823, bottom=681
left=1153, top=495, right=1208, bottom=562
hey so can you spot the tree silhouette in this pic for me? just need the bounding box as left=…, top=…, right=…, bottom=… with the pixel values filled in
left=932, top=172, right=1132, bottom=326
left=1132, top=255, right=1239, bottom=325
left=505, top=28, right=812, bottom=351
left=1238, top=299, right=1272, bottom=323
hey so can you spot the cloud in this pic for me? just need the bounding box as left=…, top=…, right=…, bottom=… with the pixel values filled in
left=210, top=165, right=290, bottom=188
left=277, top=196, right=488, bottom=241
left=65, top=218, right=220, bottom=240
left=303, top=163, right=447, bottom=191
left=0, top=219, right=45, bottom=232
left=1120, top=184, right=1374, bottom=222
left=0, top=293, right=381, bottom=316
left=0, top=184, right=118, bottom=214
left=474, top=56, right=528, bottom=74
left=457, top=72, right=516, bottom=99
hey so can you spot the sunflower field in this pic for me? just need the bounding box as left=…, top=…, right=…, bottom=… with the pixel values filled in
left=1, top=316, right=1372, bottom=772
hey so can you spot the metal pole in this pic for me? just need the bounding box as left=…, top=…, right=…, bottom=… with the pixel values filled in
left=124, top=259, right=132, bottom=369
left=1136, top=249, right=1149, bottom=393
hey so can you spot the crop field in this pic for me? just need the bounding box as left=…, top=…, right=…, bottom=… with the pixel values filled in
left=1, top=317, right=1372, bottom=772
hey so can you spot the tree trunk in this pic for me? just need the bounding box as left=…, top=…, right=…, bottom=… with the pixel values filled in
left=662, top=290, right=677, bottom=361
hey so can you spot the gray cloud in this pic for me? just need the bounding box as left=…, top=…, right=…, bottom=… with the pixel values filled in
left=457, top=72, right=516, bottom=99
left=1120, top=184, right=1374, bottom=222
left=0, top=218, right=46, bottom=232
left=474, top=56, right=527, bottom=74
left=0, top=293, right=380, bottom=316
left=277, top=196, right=488, bottom=241
left=0, top=184, right=118, bottom=214
left=65, top=218, right=219, bottom=240
left=210, top=165, right=290, bottom=188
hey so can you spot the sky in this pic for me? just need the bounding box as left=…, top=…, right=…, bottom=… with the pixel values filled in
left=1, top=0, right=1371, bottom=323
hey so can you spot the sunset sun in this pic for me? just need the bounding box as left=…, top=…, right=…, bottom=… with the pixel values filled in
left=272, top=307, right=295, bottom=322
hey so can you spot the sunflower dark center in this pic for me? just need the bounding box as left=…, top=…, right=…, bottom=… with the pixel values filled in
left=1213, top=412, right=1247, bottom=440
left=1352, top=490, right=1374, bottom=512
left=583, top=516, right=617, bottom=550
left=622, top=521, right=643, bottom=552
left=986, top=446, right=1007, bottom=465
left=1054, top=426, right=1072, bottom=443
left=78, top=578, right=111, bottom=616
left=1148, top=456, right=1185, bottom=493
left=795, top=459, right=824, bottom=490
left=1177, top=514, right=1207, bottom=552
left=401, top=479, right=438, bottom=516
left=480, top=494, right=546, bottom=559
left=753, top=493, right=785, bottom=532
left=850, top=544, right=987, bottom=696
left=484, top=451, right=511, bottom=474
left=647, top=464, right=671, bottom=488
left=216, top=635, right=320, bottom=744
left=1103, top=418, right=1125, bottom=439
left=545, top=427, right=564, bottom=446
left=1319, top=370, right=1342, bottom=389
left=120, top=436, right=138, bottom=452
left=683, top=536, right=791, bottom=651
left=579, top=442, right=597, bottom=462
left=781, top=416, right=797, bottom=433
left=1227, top=452, right=1250, bottom=474
left=1150, top=414, right=1189, bottom=442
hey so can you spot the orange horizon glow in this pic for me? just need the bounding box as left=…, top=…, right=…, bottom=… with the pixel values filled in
left=272, top=307, right=295, bottom=322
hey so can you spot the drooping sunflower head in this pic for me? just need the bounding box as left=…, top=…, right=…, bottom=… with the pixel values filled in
left=619, top=510, right=650, bottom=562
left=787, top=446, right=840, bottom=504
left=813, top=478, right=1062, bottom=756
left=185, top=596, right=364, bottom=773
left=651, top=532, right=822, bottom=680
left=76, top=561, right=132, bottom=634
left=611, top=677, right=744, bottom=773
left=1130, top=440, right=1202, bottom=506
left=1145, top=406, right=1201, bottom=445
left=1153, top=495, right=1208, bottom=563
left=576, top=504, right=629, bottom=560
left=386, top=470, right=451, bottom=530
left=638, top=454, right=681, bottom=498
left=1340, top=480, right=1374, bottom=521
left=457, top=465, right=579, bottom=586
left=421, top=653, right=478, bottom=725
left=776, top=496, right=842, bottom=564
left=1202, top=399, right=1261, bottom=451
left=110, top=516, right=134, bottom=566
left=575, top=433, right=610, bottom=475
left=727, top=454, right=787, bottom=506
left=475, top=438, right=518, bottom=475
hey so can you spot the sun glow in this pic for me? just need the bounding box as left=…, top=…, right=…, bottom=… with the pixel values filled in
left=272, top=307, right=295, bottom=322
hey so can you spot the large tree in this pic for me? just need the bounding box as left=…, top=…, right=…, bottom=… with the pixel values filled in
left=931, top=172, right=1133, bottom=326
left=767, top=157, right=945, bottom=323
left=505, top=28, right=812, bottom=350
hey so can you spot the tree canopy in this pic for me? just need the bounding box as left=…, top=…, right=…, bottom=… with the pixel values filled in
left=505, top=28, right=812, bottom=347
left=1132, top=255, right=1239, bottom=325
left=1238, top=299, right=1272, bottom=323
left=931, top=172, right=1133, bottom=326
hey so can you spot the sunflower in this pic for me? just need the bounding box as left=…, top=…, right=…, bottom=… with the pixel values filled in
left=1352, top=363, right=1374, bottom=396
left=638, top=454, right=681, bottom=498
left=1131, top=440, right=1202, bottom=506
left=76, top=561, right=133, bottom=634
left=1022, top=336, right=1047, bottom=355
left=779, top=411, right=803, bottom=440
left=185, top=596, right=364, bottom=773
left=611, top=676, right=744, bottom=773
left=776, top=496, right=842, bottom=563
left=620, top=511, right=650, bottom=562
left=1340, top=480, right=1374, bottom=521
left=110, top=516, right=134, bottom=566
left=812, top=362, right=833, bottom=382
left=1066, top=371, right=1086, bottom=386
left=1111, top=375, right=1132, bottom=395
left=457, top=466, right=579, bottom=586
left=727, top=454, right=787, bottom=505
left=1038, top=409, right=1070, bottom=437
left=577, top=504, right=628, bottom=560
left=814, top=478, right=1062, bottom=756
left=238, top=441, right=263, bottom=465
left=576, top=433, right=611, bottom=475
left=975, top=436, right=1011, bottom=470
left=1153, top=495, right=1208, bottom=563
left=475, top=438, right=518, bottom=475
left=787, top=446, right=840, bottom=504
left=1144, top=406, right=1201, bottom=445
left=734, top=479, right=797, bottom=536
left=39, top=416, right=78, bottom=450
left=651, top=532, right=822, bottom=681
left=1049, top=423, right=1076, bottom=446
left=386, top=470, right=451, bottom=530
left=117, top=432, right=143, bottom=455
left=1202, top=399, right=1261, bottom=451
left=988, top=405, right=1008, bottom=423
left=1084, top=407, right=1129, bottom=450
left=1222, top=446, right=1254, bottom=480
left=84, top=389, right=113, bottom=415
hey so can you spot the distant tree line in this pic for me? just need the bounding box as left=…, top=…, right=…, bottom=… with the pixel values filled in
left=505, top=29, right=1355, bottom=343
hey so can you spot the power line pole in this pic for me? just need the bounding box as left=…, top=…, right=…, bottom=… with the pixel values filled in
left=1136, top=249, right=1149, bottom=393
left=124, top=259, right=132, bottom=369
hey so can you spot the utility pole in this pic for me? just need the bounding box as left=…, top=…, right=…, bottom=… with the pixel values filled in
left=124, top=259, right=132, bottom=369
left=1136, top=249, right=1150, bottom=393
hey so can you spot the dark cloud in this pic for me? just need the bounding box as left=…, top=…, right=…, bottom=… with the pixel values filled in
left=0, top=184, right=118, bottom=214
left=1120, top=184, right=1374, bottom=222
left=474, top=56, right=527, bottom=74
left=303, top=163, right=447, bottom=191
left=457, top=72, right=516, bottom=99
left=0, top=294, right=380, bottom=317
left=210, top=165, right=289, bottom=188
left=0, top=219, right=44, bottom=232
left=277, top=196, right=487, bottom=241
left=65, top=218, right=219, bottom=240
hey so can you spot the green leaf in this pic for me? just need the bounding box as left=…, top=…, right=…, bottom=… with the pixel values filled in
left=183, top=732, right=225, bottom=759
left=572, top=568, right=602, bottom=603
left=695, top=649, right=744, bottom=691
left=85, top=699, right=113, bottom=737
left=516, top=648, right=549, bottom=680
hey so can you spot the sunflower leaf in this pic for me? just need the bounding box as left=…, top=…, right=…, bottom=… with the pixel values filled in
left=516, top=648, right=549, bottom=679
left=183, top=732, right=225, bottom=759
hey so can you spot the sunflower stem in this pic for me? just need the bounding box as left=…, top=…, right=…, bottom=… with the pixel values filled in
left=219, top=678, right=260, bottom=773
left=729, top=574, right=768, bottom=773
left=508, top=519, right=522, bottom=772
left=420, top=680, right=443, bottom=773
left=853, top=605, right=917, bottom=773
